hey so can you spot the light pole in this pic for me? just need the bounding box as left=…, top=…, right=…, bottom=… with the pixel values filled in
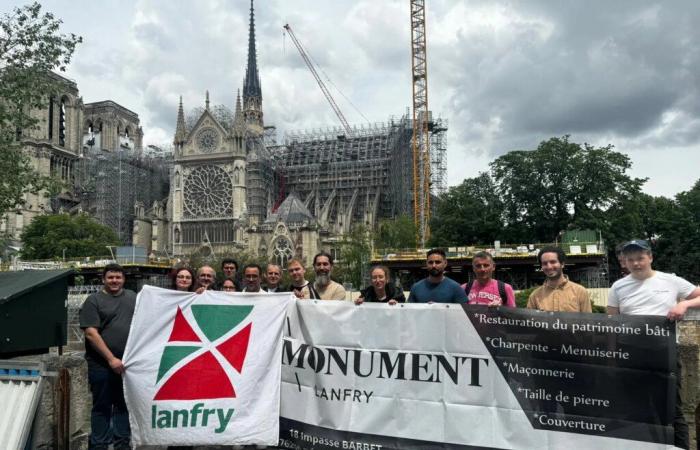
left=62, top=248, right=66, bottom=262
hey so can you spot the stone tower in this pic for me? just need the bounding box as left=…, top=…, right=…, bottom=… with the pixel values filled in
left=169, top=92, right=246, bottom=258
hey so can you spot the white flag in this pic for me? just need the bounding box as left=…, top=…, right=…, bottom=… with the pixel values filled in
left=123, top=286, right=293, bottom=446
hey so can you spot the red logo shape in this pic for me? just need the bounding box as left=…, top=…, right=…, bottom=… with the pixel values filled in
left=216, top=323, right=252, bottom=372
left=154, top=304, right=253, bottom=400
left=154, top=351, right=234, bottom=400
left=167, top=306, right=201, bottom=343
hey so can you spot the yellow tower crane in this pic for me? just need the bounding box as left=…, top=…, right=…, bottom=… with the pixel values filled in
left=410, top=0, right=431, bottom=247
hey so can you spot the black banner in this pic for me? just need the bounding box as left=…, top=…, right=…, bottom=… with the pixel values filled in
left=464, top=305, right=676, bottom=445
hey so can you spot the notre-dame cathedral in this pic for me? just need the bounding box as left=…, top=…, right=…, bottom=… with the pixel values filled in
left=136, top=0, right=425, bottom=268
left=158, top=1, right=327, bottom=266
left=6, top=1, right=445, bottom=267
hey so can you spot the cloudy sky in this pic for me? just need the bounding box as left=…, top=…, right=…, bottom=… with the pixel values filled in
left=13, top=0, right=700, bottom=197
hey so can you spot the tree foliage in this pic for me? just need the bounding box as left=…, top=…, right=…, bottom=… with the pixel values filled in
left=424, top=135, right=699, bottom=281
left=374, top=215, right=416, bottom=250
left=0, top=2, right=81, bottom=216
left=490, top=136, right=646, bottom=242
left=20, top=213, right=119, bottom=259
left=429, top=172, right=504, bottom=247
left=335, top=225, right=372, bottom=290
left=429, top=136, right=647, bottom=246
left=651, top=181, right=700, bottom=281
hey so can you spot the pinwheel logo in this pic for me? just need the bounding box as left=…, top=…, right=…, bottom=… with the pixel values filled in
left=153, top=304, right=253, bottom=400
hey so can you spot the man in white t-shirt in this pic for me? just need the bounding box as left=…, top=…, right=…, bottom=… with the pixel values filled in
left=607, top=240, right=700, bottom=318
left=607, top=239, right=700, bottom=450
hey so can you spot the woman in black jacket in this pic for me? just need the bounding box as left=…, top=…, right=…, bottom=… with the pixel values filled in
left=355, top=265, right=405, bottom=305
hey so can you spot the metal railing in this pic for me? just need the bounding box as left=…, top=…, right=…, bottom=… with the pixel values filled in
left=2, top=257, right=174, bottom=272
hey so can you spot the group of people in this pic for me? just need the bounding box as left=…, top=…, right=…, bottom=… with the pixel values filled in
left=79, top=242, right=700, bottom=450
left=169, top=252, right=348, bottom=300
left=402, top=242, right=700, bottom=449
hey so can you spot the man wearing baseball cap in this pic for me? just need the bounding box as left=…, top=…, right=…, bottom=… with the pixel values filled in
left=608, top=239, right=700, bottom=449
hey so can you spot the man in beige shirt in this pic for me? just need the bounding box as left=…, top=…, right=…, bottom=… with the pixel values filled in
left=527, top=246, right=591, bottom=313
left=312, top=251, right=347, bottom=300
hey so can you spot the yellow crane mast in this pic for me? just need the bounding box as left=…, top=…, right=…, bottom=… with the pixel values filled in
left=410, top=0, right=431, bottom=247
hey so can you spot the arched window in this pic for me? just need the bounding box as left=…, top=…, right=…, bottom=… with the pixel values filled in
left=272, top=237, right=294, bottom=268
left=59, top=98, right=67, bottom=146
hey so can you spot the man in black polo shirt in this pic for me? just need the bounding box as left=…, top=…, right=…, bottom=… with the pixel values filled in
left=79, top=263, right=136, bottom=450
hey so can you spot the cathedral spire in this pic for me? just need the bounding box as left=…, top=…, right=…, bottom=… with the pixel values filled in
left=174, top=95, right=186, bottom=144
left=243, top=0, right=262, bottom=102
left=205, top=90, right=210, bottom=110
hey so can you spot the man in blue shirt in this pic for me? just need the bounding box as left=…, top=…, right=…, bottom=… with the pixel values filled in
left=408, top=248, right=468, bottom=303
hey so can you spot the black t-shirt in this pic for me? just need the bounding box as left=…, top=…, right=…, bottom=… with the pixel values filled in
left=79, top=289, right=136, bottom=368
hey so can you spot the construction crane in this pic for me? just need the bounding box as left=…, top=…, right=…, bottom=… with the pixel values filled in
left=410, top=0, right=431, bottom=247
left=283, top=24, right=353, bottom=136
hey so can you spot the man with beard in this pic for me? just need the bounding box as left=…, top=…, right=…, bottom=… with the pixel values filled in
left=615, top=242, right=630, bottom=278
left=527, top=246, right=591, bottom=312
left=408, top=248, right=467, bottom=303
left=312, top=251, right=347, bottom=300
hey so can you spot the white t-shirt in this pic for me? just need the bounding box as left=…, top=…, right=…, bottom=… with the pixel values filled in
left=608, top=271, right=696, bottom=316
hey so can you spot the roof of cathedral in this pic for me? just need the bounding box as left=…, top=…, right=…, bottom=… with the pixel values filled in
left=265, top=193, right=315, bottom=225
left=185, top=105, right=234, bottom=133
left=243, top=0, right=262, bottom=101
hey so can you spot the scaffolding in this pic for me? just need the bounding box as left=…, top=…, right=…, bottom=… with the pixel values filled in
left=266, top=115, right=422, bottom=228
left=75, top=147, right=171, bottom=244
left=430, top=117, right=448, bottom=196
left=246, top=133, right=275, bottom=223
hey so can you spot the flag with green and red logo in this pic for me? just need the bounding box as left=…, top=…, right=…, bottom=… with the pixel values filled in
left=123, top=285, right=293, bottom=446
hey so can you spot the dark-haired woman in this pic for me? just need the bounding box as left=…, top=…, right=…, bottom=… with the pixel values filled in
left=355, top=265, right=405, bottom=305
left=168, top=267, right=195, bottom=450
left=172, top=266, right=195, bottom=292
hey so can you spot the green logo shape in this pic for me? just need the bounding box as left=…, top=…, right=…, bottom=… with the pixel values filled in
left=156, top=346, right=200, bottom=382
left=191, top=305, right=253, bottom=341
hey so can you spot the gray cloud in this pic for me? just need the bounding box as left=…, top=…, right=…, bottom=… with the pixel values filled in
left=29, top=0, right=700, bottom=196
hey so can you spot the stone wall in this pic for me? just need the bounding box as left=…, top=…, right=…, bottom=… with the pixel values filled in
left=679, top=318, right=700, bottom=448
left=29, top=352, right=89, bottom=450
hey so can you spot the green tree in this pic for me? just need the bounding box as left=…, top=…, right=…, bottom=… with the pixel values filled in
left=605, top=193, right=677, bottom=247
left=490, top=136, right=646, bottom=242
left=652, top=180, right=700, bottom=281
left=20, top=213, right=119, bottom=259
left=0, top=3, right=81, bottom=216
left=335, top=226, right=371, bottom=290
left=374, top=215, right=416, bottom=250
left=429, top=172, right=505, bottom=247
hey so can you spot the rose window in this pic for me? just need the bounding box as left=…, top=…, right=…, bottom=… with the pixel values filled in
left=183, top=165, right=233, bottom=218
